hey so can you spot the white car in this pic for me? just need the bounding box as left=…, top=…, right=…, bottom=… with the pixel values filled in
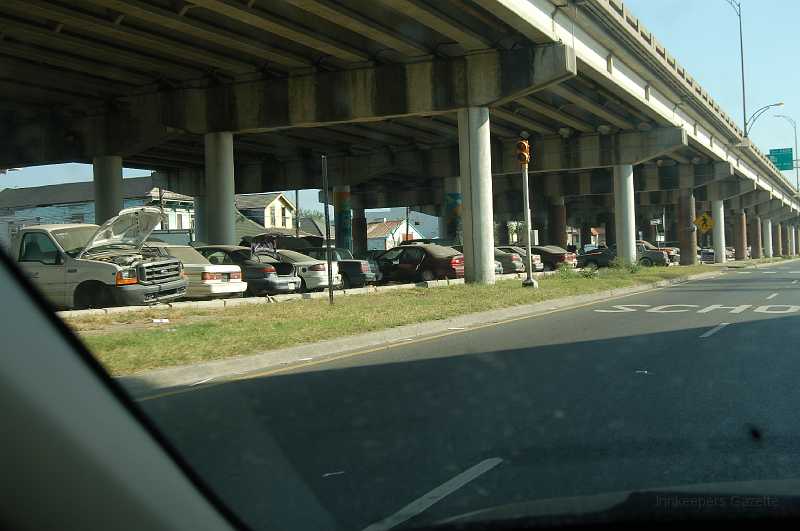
left=276, top=249, right=341, bottom=291
left=146, top=242, right=247, bottom=299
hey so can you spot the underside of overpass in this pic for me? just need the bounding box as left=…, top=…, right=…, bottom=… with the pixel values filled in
left=2, top=0, right=800, bottom=280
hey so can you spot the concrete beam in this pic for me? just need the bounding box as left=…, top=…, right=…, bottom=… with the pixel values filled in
left=154, top=43, right=574, bottom=134
left=515, top=97, right=596, bottom=133
left=495, top=127, right=687, bottom=175
left=380, top=0, right=491, bottom=52
left=85, top=0, right=310, bottom=69
left=284, top=0, right=429, bottom=56
left=4, top=0, right=255, bottom=75
left=548, top=84, right=635, bottom=131
left=186, top=0, right=370, bottom=62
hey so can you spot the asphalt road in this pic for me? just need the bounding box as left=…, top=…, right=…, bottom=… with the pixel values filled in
left=138, top=263, right=800, bottom=531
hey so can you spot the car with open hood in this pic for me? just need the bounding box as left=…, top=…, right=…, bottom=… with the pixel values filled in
left=11, top=207, right=187, bottom=309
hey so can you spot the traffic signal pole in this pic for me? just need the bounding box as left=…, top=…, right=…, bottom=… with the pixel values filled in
left=517, top=136, right=538, bottom=288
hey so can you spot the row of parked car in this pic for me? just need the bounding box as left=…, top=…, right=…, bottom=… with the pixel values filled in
left=13, top=205, right=667, bottom=311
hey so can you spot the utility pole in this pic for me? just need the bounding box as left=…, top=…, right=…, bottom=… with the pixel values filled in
left=517, top=133, right=537, bottom=288
left=321, top=156, right=334, bottom=305
left=295, top=189, right=300, bottom=237
left=405, top=206, right=410, bottom=241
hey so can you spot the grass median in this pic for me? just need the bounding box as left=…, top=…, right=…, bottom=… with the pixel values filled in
left=66, top=264, right=715, bottom=375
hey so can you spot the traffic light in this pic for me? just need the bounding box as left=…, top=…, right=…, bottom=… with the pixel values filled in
left=516, top=139, right=530, bottom=165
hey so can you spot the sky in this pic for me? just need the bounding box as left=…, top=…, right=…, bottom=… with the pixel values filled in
left=3, top=0, right=798, bottom=201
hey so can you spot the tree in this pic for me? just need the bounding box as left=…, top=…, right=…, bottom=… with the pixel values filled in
left=297, top=208, right=325, bottom=224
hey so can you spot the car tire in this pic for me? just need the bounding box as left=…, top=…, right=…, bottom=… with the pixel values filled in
left=74, top=281, right=113, bottom=310
left=420, top=269, right=436, bottom=281
left=584, top=261, right=599, bottom=270
left=299, top=278, right=309, bottom=293
left=342, top=274, right=352, bottom=289
left=640, top=257, right=654, bottom=267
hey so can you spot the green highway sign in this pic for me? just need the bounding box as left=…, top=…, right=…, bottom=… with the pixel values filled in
left=768, top=148, right=794, bottom=171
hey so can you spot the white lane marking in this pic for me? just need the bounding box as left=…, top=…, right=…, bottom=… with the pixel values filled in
left=635, top=370, right=651, bottom=375
left=699, top=323, right=730, bottom=339
left=361, top=457, right=503, bottom=531
left=766, top=293, right=779, bottom=300
left=763, top=271, right=777, bottom=274
left=447, top=327, right=466, bottom=331
left=793, top=280, right=798, bottom=285
left=191, top=376, right=215, bottom=386
left=297, top=357, right=314, bottom=361
left=735, top=271, right=752, bottom=274
left=322, top=471, right=345, bottom=478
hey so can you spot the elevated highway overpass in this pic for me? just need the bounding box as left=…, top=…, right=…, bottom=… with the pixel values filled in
left=1, top=0, right=798, bottom=280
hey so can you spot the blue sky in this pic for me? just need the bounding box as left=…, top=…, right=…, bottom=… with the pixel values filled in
left=3, top=0, right=798, bottom=200
left=624, top=0, right=800, bottom=184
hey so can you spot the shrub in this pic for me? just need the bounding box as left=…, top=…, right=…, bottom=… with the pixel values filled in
left=557, top=262, right=577, bottom=279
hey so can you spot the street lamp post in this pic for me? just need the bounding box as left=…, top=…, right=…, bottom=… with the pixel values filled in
left=723, top=0, right=748, bottom=135
left=744, top=102, right=783, bottom=136
left=775, top=114, right=800, bottom=192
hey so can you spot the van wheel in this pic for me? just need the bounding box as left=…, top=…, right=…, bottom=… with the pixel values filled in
left=640, top=257, right=654, bottom=267
left=74, top=282, right=113, bottom=309
left=420, top=269, right=435, bottom=281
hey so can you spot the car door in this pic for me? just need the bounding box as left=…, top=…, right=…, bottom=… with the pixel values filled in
left=17, top=231, right=66, bottom=307
left=376, top=248, right=403, bottom=280
left=397, top=247, right=425, bottom=280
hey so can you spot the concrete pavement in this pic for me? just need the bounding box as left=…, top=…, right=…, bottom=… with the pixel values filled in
left=136, top=263, right=800, bottom=531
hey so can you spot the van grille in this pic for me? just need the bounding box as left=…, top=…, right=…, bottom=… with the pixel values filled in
left=139, top=260, right=182, bottom=284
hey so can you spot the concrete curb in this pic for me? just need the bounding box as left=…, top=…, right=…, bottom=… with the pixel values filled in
left=57, top=271, right=561, bottom=319
left=118, top=269, right=725, bottom=399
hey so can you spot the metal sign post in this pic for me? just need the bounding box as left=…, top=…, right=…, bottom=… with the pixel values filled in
left=517, top=134, right=538, bottom=288
left=321, top=155, right=334, bottom=305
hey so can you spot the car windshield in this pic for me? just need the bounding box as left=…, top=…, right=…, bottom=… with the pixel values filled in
left=8, top=2, right=800, bottom=530
left=161, top=246, right=209, bottom=265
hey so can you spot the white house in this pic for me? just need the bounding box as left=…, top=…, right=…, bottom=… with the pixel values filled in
left=366, top=219, right=424, bottom=250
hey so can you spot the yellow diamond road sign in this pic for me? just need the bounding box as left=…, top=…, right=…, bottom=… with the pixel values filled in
left=695, top=213, right=714, bottom=234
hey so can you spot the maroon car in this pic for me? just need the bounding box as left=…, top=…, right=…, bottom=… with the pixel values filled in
left=375, top=244, right=464, bottom=282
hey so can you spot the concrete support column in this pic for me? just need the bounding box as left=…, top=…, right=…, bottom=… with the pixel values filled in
left=613, top=164, right=636, bottom=264
left=781, top=223, right=789, bottom=256
left=678, top=188, right=697, bottom=265
left=734, top=209, right=747, bottom=261
left=439, top=177, right=462, bottom=242
left=204, top=132, right=236, bottom=245
left=604, top=215, right=616, bottom=247
left=775, top=222, right=784, bottom=256
left=352, top=206, right=367, bottom=257
left=580, top=222, right=593, bottom=248
left=458, top=107, right=495, bottom=284
left=193, top=195, right=208, bottom=243
left=795, top=225, right=799, bottom=255
left=749, top=215, right=762, bottom=259
left=92, top=155, right=123, bottom=224
left=711, top=199, right=726, bottom=263
left=548, top=197, right=567, bottom=247
left=332, top=185, right=352, bottom=251
left=763, top=219, right=773, bottom=258
left=789, top=225, right=796, bottom=256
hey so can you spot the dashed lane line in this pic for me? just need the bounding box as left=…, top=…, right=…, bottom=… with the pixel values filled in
left=767, top=293, right=779, bottom=300
left=699, top=323, right=730, bottom=339
left=361, top=458, right=503, bottom=531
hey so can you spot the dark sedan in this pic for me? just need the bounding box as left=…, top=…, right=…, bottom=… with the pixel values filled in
left=376, top=244, right=464, bottom=282
left=577, top=243, right=669, bottom=268
left=196, top=245, right=301, bottom=296
left=531, top=245, right=577, bottom=270
left=304, top=247, right=377, bottom=288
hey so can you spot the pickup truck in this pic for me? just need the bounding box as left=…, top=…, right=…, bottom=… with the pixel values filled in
left=12, top=207, right=188, bottom=309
